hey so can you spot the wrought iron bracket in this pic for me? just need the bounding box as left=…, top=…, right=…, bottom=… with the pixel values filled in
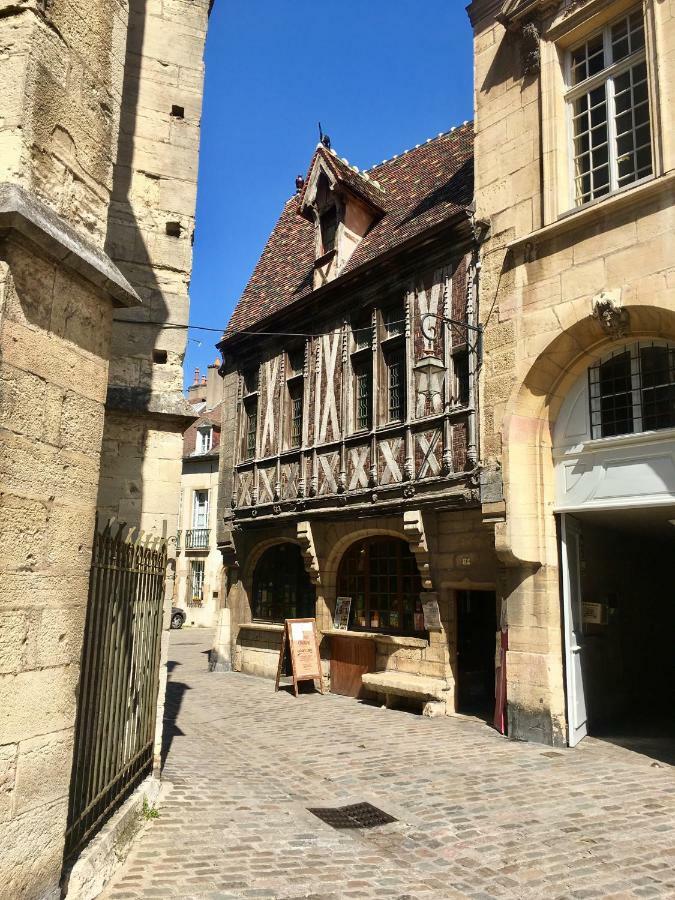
left=420, top=313, right=484, bottom=365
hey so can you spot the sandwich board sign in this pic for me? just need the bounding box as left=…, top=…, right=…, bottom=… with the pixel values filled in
left=274, top=618, right=324, bottom=696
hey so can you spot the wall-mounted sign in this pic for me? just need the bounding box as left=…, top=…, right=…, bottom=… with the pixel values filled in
left=582, top=602, right=606, bottom=625
left=422, top=597, right=442, bottom=630
left=334, top=597, right=352, bottom=630
left=275, top=618, right=324, bottom=696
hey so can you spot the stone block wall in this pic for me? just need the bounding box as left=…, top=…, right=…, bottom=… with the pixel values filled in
left=0, top=234, right=116, bottom=899
left=0, top=0, right=127, bottom=244
left=468, top=0, right=675, bottom=743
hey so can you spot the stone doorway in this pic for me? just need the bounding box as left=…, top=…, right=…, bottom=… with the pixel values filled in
left=456, top=590, right=497, bottom=721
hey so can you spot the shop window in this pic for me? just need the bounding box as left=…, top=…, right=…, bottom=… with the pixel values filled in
left=336, top=537, right=424, bottom=635
left=566, top=8, right=652, bottom=207
left=588, top=341, right=675, bottom=438
left=252, top=543, right=315, bottom=623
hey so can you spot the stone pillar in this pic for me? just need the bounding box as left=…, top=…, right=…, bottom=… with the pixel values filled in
left=209, top=607, right=232, bottom=672
left=0, top=188, right=138, bottom=899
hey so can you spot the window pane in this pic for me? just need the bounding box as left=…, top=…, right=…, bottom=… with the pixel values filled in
left=387, top=350, right=405, bottom=421
left=613, top=62, right=652, bottom=188
left=571, top=33, right=605, bottom=85
left=597, top=350, right=633, bottom=437
left=640, top=346, right=675, bottom=431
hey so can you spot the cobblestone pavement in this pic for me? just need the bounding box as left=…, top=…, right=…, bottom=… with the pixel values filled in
left=102, top=628, right=675, bottom=900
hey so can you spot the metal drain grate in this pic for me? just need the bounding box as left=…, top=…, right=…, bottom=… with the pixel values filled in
left=307, top=802, right=397, bottom=829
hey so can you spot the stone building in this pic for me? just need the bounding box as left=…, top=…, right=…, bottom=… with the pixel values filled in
left=0, top=1, right=210, bottom=897
left=176, top=362, right=225, bottom=628
left=468, top=0, right=675, bottom=745
left=216, top=128, right=504, bottom=719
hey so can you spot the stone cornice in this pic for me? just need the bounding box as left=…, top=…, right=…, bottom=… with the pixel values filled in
left=0, top=182, right=140, bottom=308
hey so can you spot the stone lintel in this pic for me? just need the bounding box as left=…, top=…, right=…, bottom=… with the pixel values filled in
left=0, top=182, right=140, bottom=308
left=105, top=386, right=198, bottom=424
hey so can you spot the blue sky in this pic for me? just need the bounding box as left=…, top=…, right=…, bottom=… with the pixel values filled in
left=186, top=0, right=474, bottom=385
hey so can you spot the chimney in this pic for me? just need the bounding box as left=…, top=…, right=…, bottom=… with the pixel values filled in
left=193, top=368, right=200, bottom=385
left=205, top=358, right=225, bottom=410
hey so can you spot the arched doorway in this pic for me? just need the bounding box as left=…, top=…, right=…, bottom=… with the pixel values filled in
left=252, top=543, right=315, bottom=623
left=336, top=536, right=424, bottom=634
left=554, top=339, right=675, bottom=749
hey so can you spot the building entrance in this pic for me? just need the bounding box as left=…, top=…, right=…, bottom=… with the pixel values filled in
left=560, top=508, right=675, bottom=761
left=456, top=590, right=497, bottom=720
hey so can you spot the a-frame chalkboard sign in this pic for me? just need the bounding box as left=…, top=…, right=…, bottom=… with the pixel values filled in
left=274, top=618, right=325, bottom=696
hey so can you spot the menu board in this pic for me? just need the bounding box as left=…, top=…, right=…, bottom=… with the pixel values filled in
left=422, top=597, right=442, bottom=630
left=274, top=618, right=324, bottom=696
left=333, top=597, right=352, bottom=630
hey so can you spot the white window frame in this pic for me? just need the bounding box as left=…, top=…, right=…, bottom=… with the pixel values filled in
left=196, top=425, right=213, bottom=454
left=192, top=490, right=209, bottom=529
left=190, top=559, right=205, bottom=600
left=564, top=7, right=653, bottom=209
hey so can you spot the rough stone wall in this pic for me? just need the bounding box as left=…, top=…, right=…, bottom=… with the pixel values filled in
left=99, top=0, right=210, bottom=536
left=470, top=0, right=675, bottom=743
left=0, top=0, right=127, bottom=243
left=0, top=234, right=115, bottom=899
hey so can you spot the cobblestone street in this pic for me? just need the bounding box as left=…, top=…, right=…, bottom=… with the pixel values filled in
left=102, top=628, right=675, bottom=900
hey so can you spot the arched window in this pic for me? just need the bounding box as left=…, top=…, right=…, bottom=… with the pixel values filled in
left=337, top=537, right=424, bottom=635
left=252, top=543, right=315, bottom=623
left=589, top=341, right=675, bottom=438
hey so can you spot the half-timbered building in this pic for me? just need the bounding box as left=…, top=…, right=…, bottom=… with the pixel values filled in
left=216, top=125, right=502, bottom=719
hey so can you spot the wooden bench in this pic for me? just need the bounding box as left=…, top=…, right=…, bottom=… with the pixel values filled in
left=361, top=671, right=451, bottom=717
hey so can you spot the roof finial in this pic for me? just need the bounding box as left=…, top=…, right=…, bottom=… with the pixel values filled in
left=318, top=121, right=331, bottom=150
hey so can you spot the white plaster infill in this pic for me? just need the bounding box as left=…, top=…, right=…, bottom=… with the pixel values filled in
left=0, top=182, right=140, bottom=307
left=508, top=171, right=675, bottom=252
left=324, top=629, right=429, bottom=649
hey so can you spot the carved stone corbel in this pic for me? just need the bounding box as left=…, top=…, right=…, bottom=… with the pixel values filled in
left=403, top=509, right=433, bottom=590
left=297, top=520, right=321, bottom=585
left=592, top=290, right=629, bottom=338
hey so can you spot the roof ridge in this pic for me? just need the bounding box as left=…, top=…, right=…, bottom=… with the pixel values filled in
left=363, top=120, right=473, bottom=174
left=318, top=144, right=384, bottom=192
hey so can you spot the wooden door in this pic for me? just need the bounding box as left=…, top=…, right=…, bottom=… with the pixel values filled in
left=329, top=636, right=375, bottom=698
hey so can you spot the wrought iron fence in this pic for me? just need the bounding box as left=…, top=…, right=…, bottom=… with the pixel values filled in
left=64, top=518, right=167, bottom=863
left=185, top=527, right=209, bottom=549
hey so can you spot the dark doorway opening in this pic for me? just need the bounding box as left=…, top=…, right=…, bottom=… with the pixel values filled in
left=457, top=590, right=497, bottom=720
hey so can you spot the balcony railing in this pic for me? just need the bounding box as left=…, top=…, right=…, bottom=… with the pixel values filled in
left=184, top=528, right=210, bottom=550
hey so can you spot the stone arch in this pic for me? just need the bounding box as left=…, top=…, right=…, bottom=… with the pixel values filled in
left=241, top=536, right=303, bottom=586
left=322, top=525, right=413, bottom=601
left=497, top=304, right=675, bottom=568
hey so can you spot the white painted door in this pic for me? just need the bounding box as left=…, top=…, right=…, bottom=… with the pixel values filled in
left=561, top=514, right=588, bottom=746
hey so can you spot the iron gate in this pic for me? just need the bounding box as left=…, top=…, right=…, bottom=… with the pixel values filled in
left=64, top=519, right=167, bottom=862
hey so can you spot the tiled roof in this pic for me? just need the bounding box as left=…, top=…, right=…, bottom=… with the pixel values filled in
left=223, top=122, right=474, bottom=340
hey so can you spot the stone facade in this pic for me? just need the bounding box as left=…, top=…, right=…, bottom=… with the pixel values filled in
left=468, top=0, right=675, bottom=743
left=0, top=1, right=210, bottom=897
left=175, top=362, right=225, bottom=628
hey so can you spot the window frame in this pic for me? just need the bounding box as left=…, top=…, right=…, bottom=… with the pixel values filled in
left=564, top=7, right=653, bottom=208
left=588, top=340, right=675, bottom=439
left=192, top=489, right=209, bottom=529
left=336, top=537, right=425, bottom=636
left=190, top=559, right=205, bottom=603
left=196, top=425, right=213, bottom=454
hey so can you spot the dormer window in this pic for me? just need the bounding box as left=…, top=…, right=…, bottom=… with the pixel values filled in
left=320, top=206, right=337, bottom=255
left=196, top=425, right=213, bottom=454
